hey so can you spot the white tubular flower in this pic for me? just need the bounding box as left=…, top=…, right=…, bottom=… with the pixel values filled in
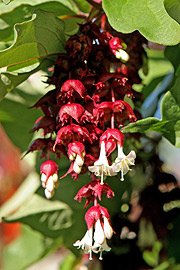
left=112, top=143, right=136, bottom=181
left=88, top=141, right=117, bottom=185
left=75, top=154, right=84, bottom=167
left=74, top=204, right=114, bottom=260
left=115, top=49, right=129, bottom=62
left=46, top=176, right=55, bottom=192
left=103, top=216, right=114, bottom=239
left=73, top=227, right=93, bottom=260
left=93, top=219, right=106, bottom=246
left=44, top=188, right=54, bottom=199
left=93, top=239, right=111, bottom=260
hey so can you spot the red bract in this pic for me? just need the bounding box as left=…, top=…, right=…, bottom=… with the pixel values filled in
left=86, top=125, right=103, bottom=141
left=104, top=139, right=117, bottom=157
left=61, top=79, right=89, bottom=100
left=100, top=128, right=124, bottom=146
left=59, top=103, right=87, bottom=125
left=40, top=160, right=58, bottom=180
left=23, top=138, right=52, bottom=158
left=54, top=124, right=92, bottom=148
left=30, top=116, right=56, bottom=135
left=74, top=180, right=114, bottom=207
left=68, top=141, right=85, bottom=160
left=99, top=128, right=124, bottom=155
left=97, top=102, right=113, bottom=125
left=109, top=37, right=123, bottom=52
left=113, top=100, right=137, bottom=125
left=30, top=89, right=57, bottom=116
left=85, top=204, right=111, bottom=230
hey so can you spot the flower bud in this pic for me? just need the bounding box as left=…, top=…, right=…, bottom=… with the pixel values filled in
left=73, top=162, right=82, bottom=174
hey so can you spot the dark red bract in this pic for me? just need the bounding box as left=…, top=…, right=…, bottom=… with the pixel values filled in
left=40, top=160, right=58, bottom=180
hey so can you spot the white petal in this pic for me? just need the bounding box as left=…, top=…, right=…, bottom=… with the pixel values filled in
left=94, top=219, right=105, bottom=245
left=127, top=150, right=136, bottom=164
left=46, top=176, right=54, bottom=192
left=73, top=162, right=82, bottom=174
left=52, top=173, right=58, bottom=182
left=41, top=180, right=46, bottom=188
left=73, top=227, right=93, bottom=252
left=75, top=155, right=84, bottom=166
left=115, top=49, right=129, bottom=62
left=44, top=188, right=54, bottom=199
left=103, top=217, right=113, bottom=239
left=41, top=173, right=47, bottom=182
left=93, top=238, right=111, bottom=253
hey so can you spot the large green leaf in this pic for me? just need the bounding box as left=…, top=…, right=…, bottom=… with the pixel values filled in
left=0, top=9, right=66, bottom=73
left=72, top=0, right=91, bottom=13
left=3, top=225, right=45, bottom=270
left=0, top=58, right=52, bottom=101
left=0, top=92, right=42, bottom=152
left=0, top=1, right=78, bottom=43
left=3, top=194, right=73, bottom=238
left=164, top=0, right=180, bottom=24
left=123, top=76, right=180, bottom=147
left=102, top=0, right=180, bottom=45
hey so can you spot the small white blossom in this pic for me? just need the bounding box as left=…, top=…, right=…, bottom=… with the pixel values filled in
left=73, top=227, right=93, bottom=260
left=112, top=143, right=136, bottom=181
left=88, top=141, right=117, bottom=184
left=115, top=49, right=129, bottom=62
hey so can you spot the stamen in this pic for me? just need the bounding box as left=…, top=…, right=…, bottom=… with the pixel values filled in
left=120, top=170, right=124, bottom=181
left=101, top=171, right=104, bottom=185
left=89, top=250, right=93, bottom=260
left=99, top=251, right=103, bottom=260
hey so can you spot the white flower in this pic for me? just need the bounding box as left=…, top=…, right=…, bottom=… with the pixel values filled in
left=73, top=227, right=93, bottom=260
left=88, top=141, right=117, bottom=184
left=92, top=218, right=111, bottom=260
left=112, top=143, right=136, bottom=181
left=115, top=49, right=129, bottom=62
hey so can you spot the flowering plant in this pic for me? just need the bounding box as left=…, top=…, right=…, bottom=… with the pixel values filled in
left=1, top=0, right=180, bottom=269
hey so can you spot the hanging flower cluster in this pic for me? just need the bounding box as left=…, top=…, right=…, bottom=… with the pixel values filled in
left=26, top=10, right=146, bottom=260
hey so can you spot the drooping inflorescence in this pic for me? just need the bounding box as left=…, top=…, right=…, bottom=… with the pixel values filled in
left=26, top=10, right=146, bottom=260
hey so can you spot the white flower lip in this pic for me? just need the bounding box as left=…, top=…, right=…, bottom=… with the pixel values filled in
left=88, top=141, right=117, bottom=184
left=111, top=144, right=136, bottom=180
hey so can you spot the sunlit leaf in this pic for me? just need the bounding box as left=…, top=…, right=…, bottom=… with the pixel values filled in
left=0, top=9, right=66, bottom=72
left=102, top=0, right=180, bottom=45
left=123, top=76, right=180, bottom=148
left=3, top=194, right=73, bottom=238
left=0, top=58, right=52, bottom=101
left=3, top=225, right=45, bottom=270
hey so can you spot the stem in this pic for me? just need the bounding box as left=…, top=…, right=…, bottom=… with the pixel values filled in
left=111, top=87, right=115, bottom=102
left=94, top=196, right=98, bottom=206
left=111, top=87, right=115, bottom=129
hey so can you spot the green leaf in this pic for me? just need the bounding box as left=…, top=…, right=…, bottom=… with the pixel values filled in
left=61, top=253, right=77, bottom=270
left=102, top=0, right=180, bottom=45
left=164, top=0, right=180, bottom=24
left=165, top=44, right=180, bottom=72
left=3, top=224, right=45, bottom=270
left=123, top=75, right=180, bottom=147
left=1, top=0, right=13, bottom=4
left=143, top=250, right=158, bottom=267
left=0, top=92, right=42, bottom=152
left=3, top=194, right=73, bottom=238
left=0, top=58, right=52, bottom=101
left=153, top=261, right=171, bottom=270
left=0, top=9, right=66, bottom=73
left=72, top=0, right=91, bottom=13
left=0, top=172, right=40, bottom=222
left=142, top=75, right=167, bottom=100
left=0, top=2, right=78, bottom=43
